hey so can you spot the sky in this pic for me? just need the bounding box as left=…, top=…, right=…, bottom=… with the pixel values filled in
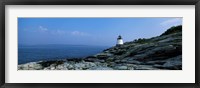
left=18, top=17, right=182, bottom=46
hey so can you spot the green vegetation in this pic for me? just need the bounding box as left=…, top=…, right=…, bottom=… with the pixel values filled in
left=161, top=25, right=182, bottom=36
left=38, top=60, right=64, bottom=68
left=133, top=38, right=150, bottom=44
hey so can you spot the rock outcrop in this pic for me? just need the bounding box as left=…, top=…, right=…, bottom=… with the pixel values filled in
left=18, top=25, right=182, bottom=70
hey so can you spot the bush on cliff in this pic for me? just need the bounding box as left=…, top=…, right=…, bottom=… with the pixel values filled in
left=161, top=25, right=182, bottom=36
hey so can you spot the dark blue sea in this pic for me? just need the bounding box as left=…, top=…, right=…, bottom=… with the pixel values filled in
left=18, top=44, right=109, bottom=64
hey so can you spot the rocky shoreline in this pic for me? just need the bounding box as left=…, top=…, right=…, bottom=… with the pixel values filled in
left=18, top=25, right=182, bottom=70
left=18, top=59, right=162, bottom=70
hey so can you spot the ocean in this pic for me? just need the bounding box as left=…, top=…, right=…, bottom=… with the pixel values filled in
left=18, top=44, right=109, bottom=64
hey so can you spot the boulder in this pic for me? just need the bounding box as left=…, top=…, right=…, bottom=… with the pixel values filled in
left=95, top=53, right=112, bottom=59
left=114, top=66, right=128, bottom=70
left=126, top=60, right=142, bottom=64
left=133, top=65, right=159, bottom=70
left=88, top=66, right=113, bottom=70
left=18, top=62, right=43, bottom=70
left=162, top=55, right=182, bottom=70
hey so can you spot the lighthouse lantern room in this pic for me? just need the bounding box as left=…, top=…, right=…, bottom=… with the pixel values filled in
left=117, top=35, right=124, bottom=46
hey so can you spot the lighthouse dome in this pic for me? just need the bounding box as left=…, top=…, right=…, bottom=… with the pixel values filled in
left=117, top=35, right=123, bottom=45
left=117, top=35, right=122, bottom=40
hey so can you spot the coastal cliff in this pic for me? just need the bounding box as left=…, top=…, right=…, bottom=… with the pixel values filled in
left=18, top=25, right=182, bottom=70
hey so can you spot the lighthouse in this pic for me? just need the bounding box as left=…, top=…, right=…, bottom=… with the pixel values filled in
left=116, top=35, right=123, bottom=46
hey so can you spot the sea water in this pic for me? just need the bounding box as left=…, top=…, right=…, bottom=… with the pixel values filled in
left=18, top=44, right=109, bottom=64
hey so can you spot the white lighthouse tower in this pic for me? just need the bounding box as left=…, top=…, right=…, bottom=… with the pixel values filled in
left=117, top=35, right=123, bottom=46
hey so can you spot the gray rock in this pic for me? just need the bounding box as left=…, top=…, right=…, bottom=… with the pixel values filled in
left=74, top=63, right=86, bottom=68
left=63, top=62, right=70, bottom=68
left=133, top=65, right=159, bottom=70
left=153, top=64, right=164, bottom=68
left=114, top=60, right=120, bottom=63
left=126, top=60, right=142, bottom=64
left=106, top=57, right=115, bottom=62
left=68, top=65, right=74, bottom=69
left=115, top=66, right=128, bottom=70
left=50, top=67, right=56, bottom=70
left=99, top=60, right=105, bottom=63
left=88, top=66, right=113, bottom=70
left=84, top=58, right=100, bottom=62
left=158, top=37, right=174, bottom=43
left=84, top=62, right=96, bottom=68
left=18, top=62, right=43, bottom=70
left=107, top=62, right=116, bottom=67
left=95, top=53, right=112, bottom=59
left=120, top=59, right=127, bottom=63
left=162, top=55, right=182, bottom=69
left=146, top=60, right=166, bottom=65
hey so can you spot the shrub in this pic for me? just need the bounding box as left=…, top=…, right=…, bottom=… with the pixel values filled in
left=134, top=38, right=149, bottom=44
left=38, top=60, right=64, bottom=67
left=161, top=25, right=182, bottom=36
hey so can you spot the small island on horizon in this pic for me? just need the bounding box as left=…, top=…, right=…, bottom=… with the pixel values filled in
left=18, top=24, right=182, bottom=70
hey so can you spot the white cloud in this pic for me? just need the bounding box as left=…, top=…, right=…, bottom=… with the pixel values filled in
left=56, top=30, right=63, bottom=34
left=39, top=26, right=48, bottom=31
left=71, top=31, right=89, bottom=36
left=55, top=30, right=66, bottom=35
left=49, top=30, right=67, bottom=35
left=160, top=18, right=182, bottom=26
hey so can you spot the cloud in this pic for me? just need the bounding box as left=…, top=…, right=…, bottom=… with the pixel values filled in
left=39, top=26, right=48, bottom=31
left=71, top=31, right=89, bottom=36
left=56, top=30, right=64, bottom=34
left=160, top=18, right=182, bottom=26
left=55, top=30, right=66, bottom=35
